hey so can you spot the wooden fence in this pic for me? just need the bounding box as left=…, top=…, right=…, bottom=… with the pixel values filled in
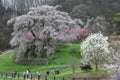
left=0, top=72, right=114, bottom=80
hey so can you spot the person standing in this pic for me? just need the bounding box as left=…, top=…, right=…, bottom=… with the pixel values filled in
left=13, top=70, right=17, bottom=78
left=26, top=69, right=31, bottom=79
left=23, top=71, right=26, bottom=80
left=36, top=71, right=41, bottom=80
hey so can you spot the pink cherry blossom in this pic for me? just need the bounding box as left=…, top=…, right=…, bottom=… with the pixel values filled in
left=66, top=28, right=90, bottom=36
left=25, top=31, right=35, bottom=41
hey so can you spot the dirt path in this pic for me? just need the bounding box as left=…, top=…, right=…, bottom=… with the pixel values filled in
left=0, top=50, right=12, bottom=57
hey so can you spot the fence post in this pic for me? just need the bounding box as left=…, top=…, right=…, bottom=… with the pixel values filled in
left=54, top=76, right=56, bottom=80
left=63, top=77, right=65, bottom=80
left=45, top=75, right=47, bottom=80
left=12, top=73, right=13, bottom=78
left=18, top=73, right=20, bottom=80
left=31, top=74, right=32, bottom=80
left=6, top=72, right=7, bottom=78
left=23, top=74, right=26, bottom=80
left=72, top=65, right=75, bottom=73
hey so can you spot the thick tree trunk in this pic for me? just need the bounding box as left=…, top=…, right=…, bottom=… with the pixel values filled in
left=28, top=44, right=36, bottom=58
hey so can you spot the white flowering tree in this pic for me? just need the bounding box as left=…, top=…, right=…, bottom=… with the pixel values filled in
left=103, top=49, right=120, bottom=80
left=84, top=17, right=110, bottom=35
left=7, top=5, right=80, bottom=62
left=81, top=32, right=112, bottom=71
left=104, top=49, right=120, bottom=73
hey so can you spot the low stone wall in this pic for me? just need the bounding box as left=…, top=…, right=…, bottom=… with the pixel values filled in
left=15, top=59, right=49, bottom=65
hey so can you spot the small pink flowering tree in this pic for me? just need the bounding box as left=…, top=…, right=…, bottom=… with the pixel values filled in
left=66, top=28, right=90, bottom=42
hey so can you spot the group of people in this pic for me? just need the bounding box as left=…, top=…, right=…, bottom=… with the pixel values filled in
left=13, top=69, right=41, bottom=79
left=12, top=69, right=58, bottom=79
left=23, top=69, right=31, bottom=79
left=23, top=69, right=41, bottom=79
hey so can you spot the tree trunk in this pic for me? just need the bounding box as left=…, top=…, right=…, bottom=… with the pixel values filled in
left=95, top=63, right=98, bottom=71
left=28, top=44, right=36, bottom=58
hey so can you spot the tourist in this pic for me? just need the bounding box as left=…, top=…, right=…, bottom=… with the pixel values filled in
left=23, top=71, right=26, bottom=80
left=13, top=70, right=17, bottom=78
left=26, top=69, right=31, bottom=79
left=36, top=71, right=41, bottom=80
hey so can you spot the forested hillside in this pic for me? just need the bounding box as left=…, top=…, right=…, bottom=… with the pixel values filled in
left=0, top=0, right=120, bottom=50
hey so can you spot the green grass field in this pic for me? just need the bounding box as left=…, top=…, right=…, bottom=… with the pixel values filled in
left=0, top=44, right=112, bottom=80
left=0, top=44, right=81, bottom=72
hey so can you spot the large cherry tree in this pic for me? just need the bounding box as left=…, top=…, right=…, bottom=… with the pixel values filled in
left=8, top=5, right=80, bottom=62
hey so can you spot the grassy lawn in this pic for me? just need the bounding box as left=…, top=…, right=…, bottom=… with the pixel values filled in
left=50, top=44, right=81, bottom=65
left=0, top=44, right=81, bottom=72
left=0, top=44, right=112, bottom=80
